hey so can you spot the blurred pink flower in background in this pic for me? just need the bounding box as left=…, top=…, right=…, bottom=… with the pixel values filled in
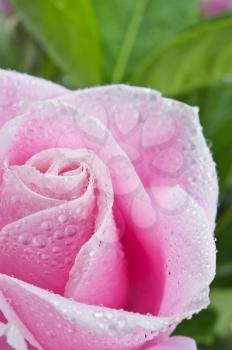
left=201, top=0, right=232, bottom=16
left=0, top=0, right=13, bottom=16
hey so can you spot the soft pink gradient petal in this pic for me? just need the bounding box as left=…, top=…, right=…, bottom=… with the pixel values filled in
left=0, top=147, right=128, bottom=310
left=152, top=185, right=216, bottom=317
left=149, top=336, right=197, bottom=350
left=0, top=98, right=217, bottom=321
left=201, top=0, right=232, bottom=16
left=25, top=150, right=89, bottom=200
left=0, top=311, right=7, bottom=323
left=0, top=69, right=67, bottom=127
left=0, top=150, right=93, bottom=290
left=0, top=321, right=28, bottom=350
left=0, top=148, right=97, bottom=294
left=0, top=175, right=95, bottom=294
left=0, top=164, right=64, bottom=229
left=0, top=275, right=185, bottom=350
left=65, top=216, right=128, bottom=309
left=60, top=85, right=218, bottom=226
left=0, top=101, right=164, bottom=314
left=0, top=79, right=218, bottom=350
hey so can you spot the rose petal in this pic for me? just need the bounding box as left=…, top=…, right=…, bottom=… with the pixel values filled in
left=0, top=165, right=96, bottom=294
left=0, top=101, right=164, bottom=314
left=0, top=321, right=28, bottom=350
left=65, top=216, right=128, bottom=309
left=0, top=97, right=217, bottom=319
left=14, top=150, right=89, bottom=200
left=0, top=275, right=188, bottom=350
left=0, top=69, right=67, bottom=127
left=0, top=164, right=64, bottom=229
left=0, top=145, right=128, bottom=309
left=150, top=185, right=216, bottom=317
left=60, top=85, right=218, bottom=224
left=148, top=336, right=197, bottom=350
left=0, top=292, right=42, bottom=350
left=60, top=87, right=218, bottom=316
left=0, top=311, right=7, bottom=323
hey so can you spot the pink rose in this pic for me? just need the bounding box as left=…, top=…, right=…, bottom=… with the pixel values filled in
left=201, top=0, right=232, bottom=16
left=0, top=0, right=13, bottom=16
left=0, top=69, right=218, bottom=350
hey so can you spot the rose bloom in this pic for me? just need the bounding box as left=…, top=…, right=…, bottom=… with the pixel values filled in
left=0, top=0, right=13, bottom=16
left=0, top=70, right=218, bottom=350
left=201, top=0, right=232, bottom=16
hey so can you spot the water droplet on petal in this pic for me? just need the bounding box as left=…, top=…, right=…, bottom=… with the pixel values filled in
left=52, top=246, right=62, bottom=255
left=32, top=235, right=47, bottom=248
left=54, top=230, right=64, bottom=240
left=40, top=253, right=49, bottom=261
left=18, top=233, right=31, bottom=245
left=65, top=225, right=77, bottom=237
left=40, top=221, right=52, bottom=231
left=58, top=214, right=67, bottom=223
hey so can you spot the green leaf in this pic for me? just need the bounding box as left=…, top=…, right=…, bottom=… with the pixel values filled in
left=12, top=0, right=102, bottom=86
left=174, top=309, right=218, bottom=345
left=91, top=0, right=199, bottom=83
left=211, top=289, right=232, bottom=339
left=0, top=14, right=22, bottom=69
left=215, top=211, right=232, bottom=286
left=199, top=338, right=232, bottom=350
left=131, top=14, right=232, bottom=95
left=0, top=12, right=62, bottom=83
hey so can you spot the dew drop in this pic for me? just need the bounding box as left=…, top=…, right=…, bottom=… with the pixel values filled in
left=54, top=230, right=64, bottom=240
left=18, top=233, right=31, bottom=245
left=40, top=221, right=52, bottom=231
left=52, top=246, right=62, bottom=255
left=23, top=247, right=32, bottom=254
left=117, top=318, right=126, bottom=329
left=65, top=225, right=77, bottom=237
left=58, top=214, right=67, bottom=223
left=40, top=253, right=49, bottom=261
left=32, top=235, right=47, bottom=248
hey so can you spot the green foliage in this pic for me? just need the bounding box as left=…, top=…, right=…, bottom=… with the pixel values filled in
left=174, top=309, right=218, bottom=345
left=91, top=0, right=199, bottom=82
left=132, top=14, right=232, bottom=95
left=174, top=288, right=232, bottom=346
left=211, top=289, right=232, bottom=339
left=0, top=12, right=63, bottom=83
left=12, top=0, right=102, bottom=86
left=215, top=211, right=232, bottom=287
left=199, top=339, right=232, bottom=350
left=11, top=0, right=200, bottom=86
left=0, top=14, right=23, bottom=69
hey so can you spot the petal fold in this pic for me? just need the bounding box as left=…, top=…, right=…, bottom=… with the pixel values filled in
left=0, top=69, right=67, bottom=127
left=0, top=275, right=189, bottom=350
left=149, top=336, right=197, bottom=350
left=60, top=85, right=218, bottom=224
left=0, top=321, right=28, bottom=350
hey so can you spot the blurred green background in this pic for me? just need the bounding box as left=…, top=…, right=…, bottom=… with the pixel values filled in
left=0, top=0, right=232, bottom=348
